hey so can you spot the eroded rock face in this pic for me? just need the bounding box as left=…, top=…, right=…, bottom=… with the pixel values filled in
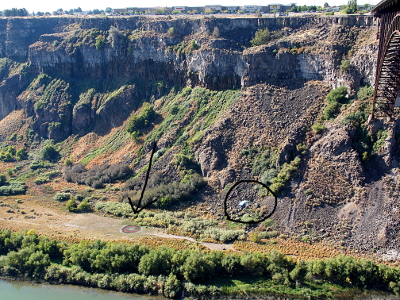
left=195, top=81, right=330, bottom=190
left=0, top=16, right=379, bottom=141
left=7, top=16, right=374, bottom=92
left=0, top=74, right=23, bottom=120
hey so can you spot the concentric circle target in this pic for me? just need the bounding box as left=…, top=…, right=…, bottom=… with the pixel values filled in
left=121, top=225, right=141, bottom=233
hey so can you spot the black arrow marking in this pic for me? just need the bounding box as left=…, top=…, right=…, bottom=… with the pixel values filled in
left=128, top=141, right=158, bottom=214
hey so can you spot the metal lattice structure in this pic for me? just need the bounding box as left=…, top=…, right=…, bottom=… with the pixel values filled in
left=371, top=0, right=400, bottom=121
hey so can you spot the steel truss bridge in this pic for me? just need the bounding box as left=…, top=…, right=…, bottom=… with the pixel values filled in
left=371, top=0, right=400, bottom=121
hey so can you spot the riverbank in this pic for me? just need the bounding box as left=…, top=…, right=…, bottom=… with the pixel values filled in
left=1, top=229, right=400, bottom=299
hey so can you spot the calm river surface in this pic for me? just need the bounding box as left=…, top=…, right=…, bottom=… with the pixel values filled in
left=0, top=278, right=164, bottom=300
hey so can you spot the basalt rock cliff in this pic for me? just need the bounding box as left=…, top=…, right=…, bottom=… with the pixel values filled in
left=1, top=15, right=399, bottom=258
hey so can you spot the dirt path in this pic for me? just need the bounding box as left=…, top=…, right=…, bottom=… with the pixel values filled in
left=0, top=197, right=236, bottom=250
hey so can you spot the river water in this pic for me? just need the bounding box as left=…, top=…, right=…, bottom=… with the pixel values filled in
left=0, top=278, right=164, bottom=300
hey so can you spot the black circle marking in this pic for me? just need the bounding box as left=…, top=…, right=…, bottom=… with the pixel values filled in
left=224, top=179, right=277, bottom=224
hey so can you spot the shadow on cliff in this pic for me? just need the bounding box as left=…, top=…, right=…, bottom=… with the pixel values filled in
left=70, top=77, right=174, bottom=137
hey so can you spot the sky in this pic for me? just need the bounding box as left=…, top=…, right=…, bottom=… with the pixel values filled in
left=0, top=0, right=380, bottom=14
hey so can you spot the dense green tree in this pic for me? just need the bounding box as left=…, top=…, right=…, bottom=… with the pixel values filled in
left=240, top=252, right=268, bottom=277
left=66, top=199, right=77, bottom=212
left=92, top=242, right=147, bottom=273
left=127, top=103, right=158, bottom=135
left=41, top=145, right=59, bottom=161
left=63, top=241, right=105, bottom=272
left=163, top=273, right=181, bottom=298
left=170, top=249, right=190, bottom=277
left=3, top=8, right=28, bottom=16
left=77, top=199, right=90, bottom=211
left=344, top=0, right=358, bottom=13
left=182, top=251, right=215, bottom=282
left=138, top=247, right=174, bottom=276
left=16, top=148, right=27, bottom=160
left=221, top=253, right=241, bottom=275
left=289, top=261, right=307, bottom=282
left=250, top=28, right=270, bottom=46
left=0, top=174, right=6, bottom=186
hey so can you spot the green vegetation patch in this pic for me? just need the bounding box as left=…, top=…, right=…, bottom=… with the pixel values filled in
left=0, top=230, right=399, bottom=299
left=127, top=102, right=159, bottom=139
left=34, top=170, right=61, bottom=185
left=251, top=28, right=271, bottom=46
left=340, top=100, right=388, bottom=161
left=33, top=78, right=71, bottom=112
left=64, top=163, right=133, bottom=189
left=145, top=87, right=240, bottom=146
left=81, top=129, right=130, bottom=165
left=357, top=85, right=374, bottom=100
left=0, top=146, right=27, bottom=162
left=0, top=181, right=27, bottom=196
left=172, top=40, right=200, bottom=55
left=120, top=171, right=206, bottom=211
left=323, top=86, right=349, bottom=121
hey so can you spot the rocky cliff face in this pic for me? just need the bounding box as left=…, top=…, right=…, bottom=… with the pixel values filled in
left=2, top=15, right=399, bottom=256
left=0, top=15, right=378, bottom=139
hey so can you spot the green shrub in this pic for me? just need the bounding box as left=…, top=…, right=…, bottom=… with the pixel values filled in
left=270, top=157, right=301, bottom=194
left=126, top=103, right=158, bottom=136
left=339, top=59, right=350, bottom=72
left=15, top=148, right=27, bottom=160
left=190, top=40, right=199, bottom=50
left=174, top=153, right=201, bottom=173
left=169, top=105, right=179, bottom=115
left=0, top=174, right=6, bottom=186
left=323, top=86, right=348, bottom=120
left=373, top=129, right=388, bottom=153
left=251, top=148, right=277, bottom=176
left=260, top=169, right=278, bottom=185
left=323, top=101, right=339, bottom=120
left=0, top=182, right=27, bottom=195
left=64, top=158, right=74, bottom=166
left=340, top=111, right=368, bottom=126
left=250, top=232, right=261, bottom=243
left=77, top=199, right=91, bottom=211
left=95, top=35, right=106, bottom=50
left=30, top=160, right=53, bottom=170
left=251, top=28, right=270, bottom=46
left=41, top=145, right=59, bottom=162
left=326, top=86, right=348, bottom=104
left=54, top=193, right=71, bottom=201
left=34, top=171, right=61, bottom=185
left=167, top=27, right=175, bottom=35
left=311, top=122, right=326, bottom=134
left=0, top=146, right=17, bottom=162
left=34, top=177, right=48, bottom=185
left=258, top=231, right=279, bottom=239
left=357, top=85, right=374, bottom=100
left=66, top=199, right=77, bottom=212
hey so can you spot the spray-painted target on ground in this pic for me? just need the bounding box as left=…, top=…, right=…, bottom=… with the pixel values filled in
left=224, top=180, right=277, bottom=224
left=121, top=225, right=141, bottom=233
